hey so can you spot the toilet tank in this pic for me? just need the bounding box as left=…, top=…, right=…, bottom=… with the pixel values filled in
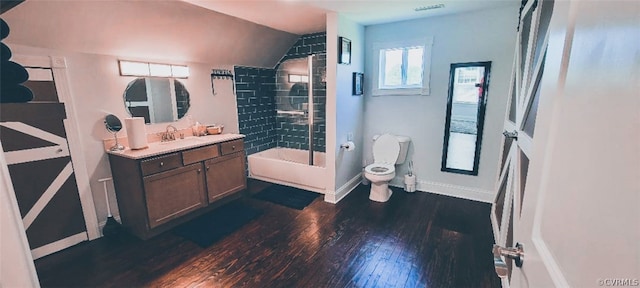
left=395, top=135, right=411, bottom=164
left=373, top=134, right=411, bottom=164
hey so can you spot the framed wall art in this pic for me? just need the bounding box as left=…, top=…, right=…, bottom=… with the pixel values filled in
left=353, top=72, right=363, bottom=95
left=338, top=37, right=351, bottom=65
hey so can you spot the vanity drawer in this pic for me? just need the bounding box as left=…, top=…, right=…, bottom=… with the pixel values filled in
left=182, top=144, right=220, bottom=165
left=220, top=139, right=244, bottom=155
left=140, top=153, right=182, bottom=176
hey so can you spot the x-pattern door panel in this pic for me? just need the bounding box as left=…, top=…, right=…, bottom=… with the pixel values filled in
left=493, top=1, right=640, bottom=287
left=491, top=0, right=552, bottom=285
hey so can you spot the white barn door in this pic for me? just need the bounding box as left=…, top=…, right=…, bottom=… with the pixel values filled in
left=491, top=0, right=640, bottom=287
left=1, top=55, right=99, bottom=259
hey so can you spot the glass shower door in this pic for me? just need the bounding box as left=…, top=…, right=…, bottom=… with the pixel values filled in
left=274, top=54, right=326, bottom=166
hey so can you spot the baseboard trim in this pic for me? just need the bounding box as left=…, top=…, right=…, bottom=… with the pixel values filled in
left=389, top=177, right=494, bottom=203
left=325, top=173, right=362, bottom=204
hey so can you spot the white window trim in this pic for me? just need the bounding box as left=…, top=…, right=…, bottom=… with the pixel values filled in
left=372, top=37, right=433, bottom=96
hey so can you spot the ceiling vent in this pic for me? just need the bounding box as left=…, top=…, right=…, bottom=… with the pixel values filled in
left=414, top=4, right=445, bottom=12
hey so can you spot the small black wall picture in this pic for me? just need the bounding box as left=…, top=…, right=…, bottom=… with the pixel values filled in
left=353, top=72, right=363, bottom=95
left=338, top=37, right=351, bottom=65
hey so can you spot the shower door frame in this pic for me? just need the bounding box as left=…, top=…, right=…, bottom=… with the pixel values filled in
left=306, top=55, right=315, bottom=166
left=275, top=54, right=324, bottom=167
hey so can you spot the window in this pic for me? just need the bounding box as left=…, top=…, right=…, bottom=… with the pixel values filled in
left=372, top=37, right=433, bottom=96
left=379, top=47, right=424, bottom=88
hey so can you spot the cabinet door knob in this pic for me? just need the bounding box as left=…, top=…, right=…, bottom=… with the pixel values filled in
left=206, top=166, right=210, bottom=171
left=232, top=145, right=236, bottom=150
left=160, top=162, right=164, bottom=167
left=197, top=169, right=201, bottom=173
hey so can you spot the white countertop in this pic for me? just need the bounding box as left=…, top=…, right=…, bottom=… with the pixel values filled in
left=107, top=133, right=245, bottom=160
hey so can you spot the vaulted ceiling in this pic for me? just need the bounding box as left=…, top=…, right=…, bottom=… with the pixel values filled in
left=1, top=1, right=299, bottom=67
left=1, top=0, right=516, bottom=67
left=182, top=0, right=516, bottom=35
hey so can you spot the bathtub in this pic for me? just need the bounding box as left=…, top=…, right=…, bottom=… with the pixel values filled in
left=248, top=147, right=326, bottom=193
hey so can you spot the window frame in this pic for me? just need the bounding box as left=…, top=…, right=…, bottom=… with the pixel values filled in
left=372, top=37, right=433, bottom=96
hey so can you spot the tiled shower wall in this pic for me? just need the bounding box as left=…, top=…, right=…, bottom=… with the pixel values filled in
left=276, top=32, right=326, bottom=152
left=233, top=66, right=277, bottom=155
left=234, top=32, right=326, bottom=155
left=281, top=32, right=326, bottom=62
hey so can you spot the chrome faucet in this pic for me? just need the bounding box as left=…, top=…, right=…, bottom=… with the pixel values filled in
left=162, top=125, right=178, bottom=142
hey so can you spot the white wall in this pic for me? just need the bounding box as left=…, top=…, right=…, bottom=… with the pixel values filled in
left=325, top=13, right=366, bottom=203
left=363, top=5, right=518, bottom=201
left=2, top=1, right=297, bottom=232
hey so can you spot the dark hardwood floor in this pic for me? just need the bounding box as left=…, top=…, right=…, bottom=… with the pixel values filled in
left=35, top=181, right=500, bottom=287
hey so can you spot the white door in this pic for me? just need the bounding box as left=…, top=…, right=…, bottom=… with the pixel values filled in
left=2, top=55, right=100, bottom=259
left=491, top=0, right=640, bottom=287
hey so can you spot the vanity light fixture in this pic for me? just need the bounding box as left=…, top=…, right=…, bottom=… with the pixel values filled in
left=149, top=63, right=172, bottom=77
left=119, top=61, right=150, bottom=77
left=118, top=60, right=189, bottom=78
left=171, top=65, right=190, bottom=78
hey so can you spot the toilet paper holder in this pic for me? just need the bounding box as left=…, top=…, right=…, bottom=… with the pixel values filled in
left=340, top=141, right=355, bottom=151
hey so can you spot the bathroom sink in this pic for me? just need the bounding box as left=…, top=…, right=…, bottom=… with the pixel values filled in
left=158, top=137, right=206, bottom=145
left=179, top=137, right=209, bottom=145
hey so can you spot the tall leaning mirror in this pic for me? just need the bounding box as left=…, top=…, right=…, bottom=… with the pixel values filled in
left=123, top=78, right=190, bottom=124
left=441, top=61, right=491, bottom=175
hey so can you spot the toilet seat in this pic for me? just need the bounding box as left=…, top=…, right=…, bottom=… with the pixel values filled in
left=365, top=163, right=395, bottom=175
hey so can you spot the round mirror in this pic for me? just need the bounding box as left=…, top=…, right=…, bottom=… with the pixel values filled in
left=104, top=114, right=122, bottom=132
left=123, top=78, right=190, bottom=124
left=104, top=114, right=124, bottom=151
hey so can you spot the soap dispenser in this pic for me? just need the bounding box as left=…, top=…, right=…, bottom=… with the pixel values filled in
left=186, top=115, right=198, bottom=136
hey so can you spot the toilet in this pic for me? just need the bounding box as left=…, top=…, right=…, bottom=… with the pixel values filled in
left=364, top=134, right=411, bottom=202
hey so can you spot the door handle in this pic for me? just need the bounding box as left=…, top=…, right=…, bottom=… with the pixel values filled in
left=502, top=130, right=518, bottom=140
left=493, top=243, right=524, bottom=278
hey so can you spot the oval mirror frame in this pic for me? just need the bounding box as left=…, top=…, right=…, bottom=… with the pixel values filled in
left=123, top=78, right=190, bottom=124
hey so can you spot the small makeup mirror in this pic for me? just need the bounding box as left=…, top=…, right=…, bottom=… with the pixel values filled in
left=104, top=114, right=124, bottom=151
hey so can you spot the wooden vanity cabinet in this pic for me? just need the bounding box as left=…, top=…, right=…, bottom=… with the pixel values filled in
left=206, top=150, right=246, bottom=202
left=108, top=139, right=246, bottom=240
left=143, top=162, right=206, bottom=229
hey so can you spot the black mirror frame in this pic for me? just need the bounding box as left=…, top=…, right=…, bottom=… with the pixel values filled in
left=123, top=77, right=190, bottom=124
left=441, top=61, right=492, bottom=175
left=104, top=114, right=122, bottom=133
